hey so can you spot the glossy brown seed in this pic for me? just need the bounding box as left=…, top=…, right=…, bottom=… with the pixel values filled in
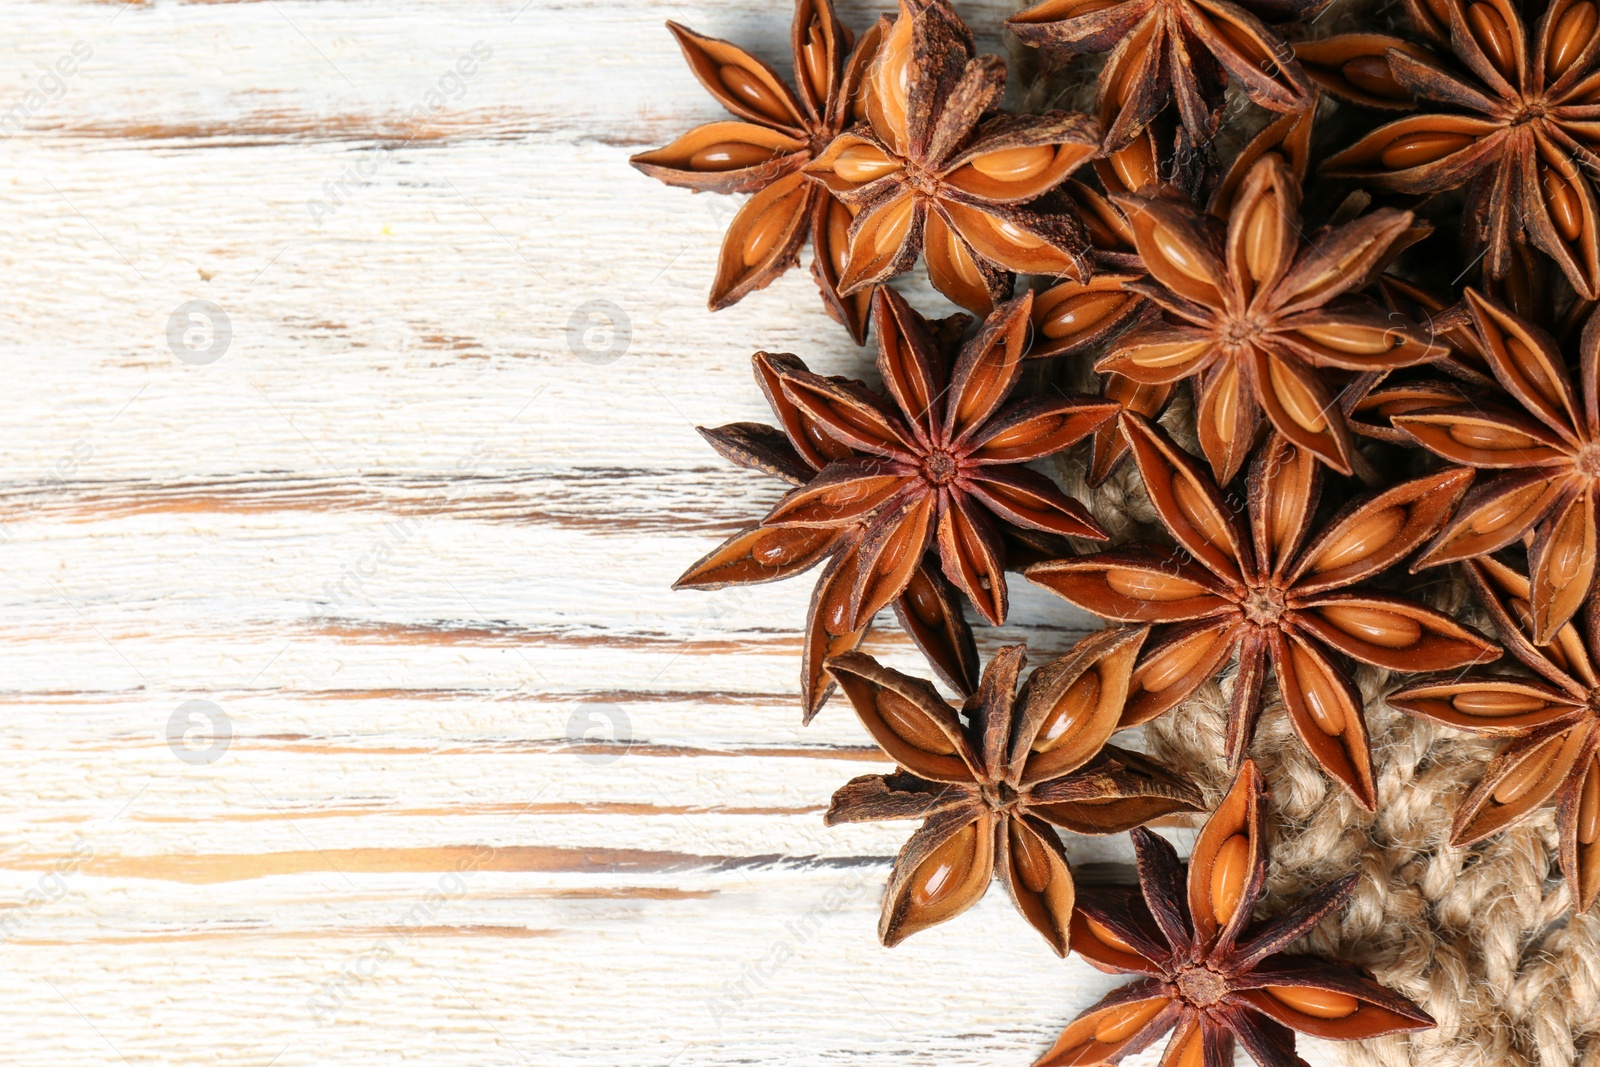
left=802, top=22, right=830, bottom=101
left=720, top=64, right=792, bottom=124
left=1094, top=999, right=1167, bottom=1043
left=1140, top=631, right=1226, bottom=692
left=1466, top=3, right=1516, bottom=78
left=1110, top=137, right=1158, bottom=191
left=835, top=143, right=901, bottom=183
left=1380, top=131, right=1476, bottom=169
left=1242, top=192, right=1282, bottom=282
left=1543, top=165, right=1586, bottom=242
left=1493, top=736, right=1564, bottom=804
left=1550, top=1, right=1598, bottom=79
left=1269, top=360, right=1329, bottom=432
left=1210, top=833, right=1251, bottom=926
left=972, top=144, right=1056, bottom=182
left=1127, top=339, right=1211, bottom=368
left=1265, top=985, right=1360, bottom=1019
left=1152, top=223, right=1212, bottom=283
left=1085, top=914, right=1137, bottom=952
left=1452, top=690, right=1551, bottom=715
left=876, top=14, right=913, bottom=138
left=1172, top=1032, right=1205, bottom=1067
left=1034, top=671, right=1101, bottom=753
left=690, top=141, right=779, bottom=171
left=912, top=822, right=978, bottom=906
left=869, top=197, right=916, bottom=255
left=902, top=569, right=946, bottom=627
left=1315, top=506, right=1406, bottom=571
left=1040, top=292, right=1127, bottom=339
left=1212, top=364, right=1240, bottom=444
left=944, top=226, right=986, bottom=291
left=878, top=689, right=957, bottom=754
left=826, top=200, right=852, bottom=276
left=1291, top=642, right=1346, bottom=736
left=1106, top=569, right=1210, bottom=600
left=1319, top=604, right=1422, bottom=648
left=1547, top=523, right=1589, bottom=585
left=1010, top=821, right=1054, bottom=892
left=1171, top=477, right=1232, bottom=549
left=742, top=186, right=806, bottom=266
left=1297, top=324, right=1399, bottom=355
left=1342, top=55, right=1406, bottom=97
left=994, top=216, right=1048, bottom=250
left=1580, top=756, right=1600, bottom=844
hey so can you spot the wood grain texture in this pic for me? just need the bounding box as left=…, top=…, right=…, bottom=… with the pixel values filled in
left=0, top=1, right=1346, bottom=1063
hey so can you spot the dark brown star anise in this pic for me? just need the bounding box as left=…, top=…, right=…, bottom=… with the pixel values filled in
left=1027, top=418, right=1500, bottom=808
left=630, top=0, right=879, bottom=341
left=1395, top=291, right=1600, bottom=644
left=1038, top=760, right=1434, bottom=1066
left=1322, top=0, right=1600, bottom=298
left=1391, top=556, right=1600, bottom=913
left=762, top=288, right=1119, bottom=627
left=1095, top=152, right=1443, bottom=482
left=1006, top=0, right=1320, bottom=151
left=824, top=633, right=1203, bottom=954
left=676, top=340, right=979, bottom=721
left=804, top=0, right=1100, bottom=316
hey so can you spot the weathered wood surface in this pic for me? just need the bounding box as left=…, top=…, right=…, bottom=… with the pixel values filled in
left=0, top=1, right=1346, bottom=1063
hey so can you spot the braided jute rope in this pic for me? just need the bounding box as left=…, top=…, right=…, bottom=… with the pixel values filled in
left=1051, top=400, right=1600, bottom=1066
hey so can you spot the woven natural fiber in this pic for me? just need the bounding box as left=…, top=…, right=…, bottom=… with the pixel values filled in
left=1053, top=393, right=1600, bottom=1067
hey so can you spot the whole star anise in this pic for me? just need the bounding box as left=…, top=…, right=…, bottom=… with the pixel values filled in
left=1006, top=0, right=1320, bottom=151
left=1391, top=556, right=1600, bottom=913
left=629, top=0, right=879, bottom=341
left=1095, top=152, right=1443, bottom=482
left=824, top=633, right=1203, bottom=954
left=1395, top=291, right=1600, bottom=644
left=1321, top=0, right=1600, bottom=298
left=1037, top=760, right=1434, bottom=1066
left=1027, top=418, right=1500, bottom=809
left=676, top=343, right=978, bottom=721
left=804, top=0, right=1100, bottom=316
left=762, top=288, right=1118, bottom=627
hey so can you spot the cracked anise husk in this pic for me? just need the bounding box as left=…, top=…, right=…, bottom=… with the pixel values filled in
left=1094, top=150, right=1445, bottom=482
left=824, top=633, right=1203, bottom=954
left=1390, top=556, right=1600, bottom=913
left=760, top=288, right=1119, bottom=628
left=629, top=0, right=880, bottom=341
left=804, top=0, right=1100, bottom=316
left=1005, top=0, right=1320, bottom=152
left=1320, top=0, right=1600, bottom=299
left=1394, top=290, right=1600, bottom=644
left=675, top=338, right=979, bottom=722
left=1036, top=760, right=1434, bottom=1067
left=1026, top=419, right=1500, bottom=809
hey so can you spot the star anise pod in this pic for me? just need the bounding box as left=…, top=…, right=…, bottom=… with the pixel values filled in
left=824, top=633, right=1203, bottom=954
left=1027, top=418, right=1500, bottom=808
left=1037, top=760, right=1434, bottom=1066
left=1395, top=291, right=1600, bottom=644
left=1322, top=0, right=1600, bottom=298
left=1095, top=152, right=1444, bottom=482
left=1006, top=0, right=1320, bottom=151
left=804, top=0, right=1100, bottom=316
left=1391, top=556, right=1600, bottom=912
left=762, top=288, right=1119, bottom=627
left=630, top=0, right=879, bottom=341
left=676, top=343, right=979, bottom=721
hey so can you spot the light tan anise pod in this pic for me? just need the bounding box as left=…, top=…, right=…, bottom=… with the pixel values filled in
left=1396, top=291, right=1600, bottom=644
left=1391, top=557, right=1600, bottom=912
left=805, top=0, right=1100, bottom=315
left=1096, top=151, right=1444, bottom=482
left=1027, top=419, right=1500, bottom=809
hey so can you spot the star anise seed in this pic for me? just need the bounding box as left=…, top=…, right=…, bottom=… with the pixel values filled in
left=1027, top=419, right=1500, bottom=809
left=825, top=634, right=1204, bottom=954
left=1037, top=760, right=1434, bottom=1066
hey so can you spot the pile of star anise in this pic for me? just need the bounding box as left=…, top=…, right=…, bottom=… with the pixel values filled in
left=636, top=0, right=1600, bottom=1061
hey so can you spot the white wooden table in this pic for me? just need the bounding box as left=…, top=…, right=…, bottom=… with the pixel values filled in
left=0, top=1, right=1345, bottom=1062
